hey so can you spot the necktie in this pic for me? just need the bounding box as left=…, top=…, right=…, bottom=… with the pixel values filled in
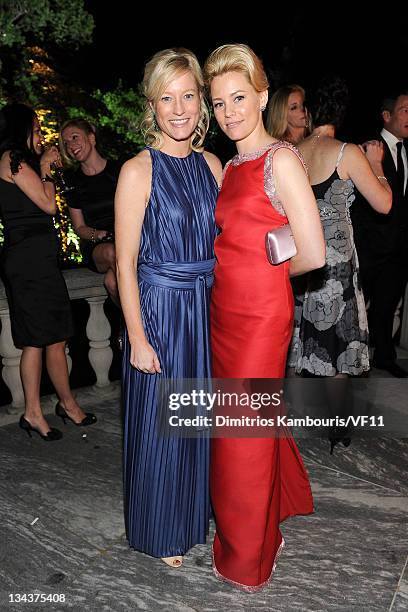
left=396, top=141, right=405, bottom=194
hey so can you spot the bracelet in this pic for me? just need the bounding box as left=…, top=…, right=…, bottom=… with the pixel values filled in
left=41, top=175, right=54, bottom=184
left=90, top=228, right=95, bottom=242
left=377, top=175, right=388, bottom=181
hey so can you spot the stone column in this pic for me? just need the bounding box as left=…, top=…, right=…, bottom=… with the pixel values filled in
left=0, top=307, right=24, bottom=411
left=85, top=296, right=113, bottom=387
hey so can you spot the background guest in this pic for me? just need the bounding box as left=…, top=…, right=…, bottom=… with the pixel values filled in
left=352, top=91, right=408, bottom=377
left=59, top=119, right=121, bottom=304
left=266, top=84, right=309, bottom=144
left=0, top=104, right=96, bottom=440
left=287, top=77, right=392, bottom=451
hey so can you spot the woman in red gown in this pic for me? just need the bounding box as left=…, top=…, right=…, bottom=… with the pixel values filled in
left=204, top=44, right=326, bottom=591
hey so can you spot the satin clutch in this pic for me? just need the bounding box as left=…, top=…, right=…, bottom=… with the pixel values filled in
left=265, top=224, right=297, bottom=265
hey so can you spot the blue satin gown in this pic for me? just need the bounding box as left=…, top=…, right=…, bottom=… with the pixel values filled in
left=122, top=148, right=218, bottom=557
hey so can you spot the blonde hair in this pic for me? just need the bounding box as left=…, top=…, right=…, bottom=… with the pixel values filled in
left=203, top=44, right=269, bottom=93
left=59, top=118, right=98, bottom=167
left=140, top=48, right=209, bottom=152
left=266, top=84, right=306, bottom=141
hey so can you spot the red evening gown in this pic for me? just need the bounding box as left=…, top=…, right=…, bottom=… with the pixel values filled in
left=210, top=142, right=314, bottom=591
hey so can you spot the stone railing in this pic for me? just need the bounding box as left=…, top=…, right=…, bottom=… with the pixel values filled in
left=1, top=269, right=408, bottom=412
left=0, top=268, right=113, bottom=411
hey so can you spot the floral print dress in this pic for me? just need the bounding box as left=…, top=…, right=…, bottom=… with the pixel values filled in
left=288, top=143, right=370, bottom=376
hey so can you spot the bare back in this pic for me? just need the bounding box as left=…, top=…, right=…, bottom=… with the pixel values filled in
left=299, top=136, right=348, bottom=185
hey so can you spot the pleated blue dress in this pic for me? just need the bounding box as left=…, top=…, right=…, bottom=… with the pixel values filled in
left=122, top=147, right=218, bottom=557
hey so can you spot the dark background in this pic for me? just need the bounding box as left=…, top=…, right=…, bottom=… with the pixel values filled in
left=63, top=7, right=408, bottom=143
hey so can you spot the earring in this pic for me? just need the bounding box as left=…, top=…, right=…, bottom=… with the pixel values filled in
left=260, top=105, right=266, bottom=112
left=152, top=114, right=159, bottom=131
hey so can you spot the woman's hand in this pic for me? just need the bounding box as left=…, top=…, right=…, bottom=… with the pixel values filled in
left=345, top=143, right=392, bottom=214
left=130, top=339, right=161, bottom=374
left=95, top=229, right=109, bottom=240
left=361, top=140, right=384, bottom=168
left=40, top=146, right=61, bottom=173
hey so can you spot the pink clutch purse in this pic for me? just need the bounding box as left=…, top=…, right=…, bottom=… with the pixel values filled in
left=265, top=224, right=297, bottom=265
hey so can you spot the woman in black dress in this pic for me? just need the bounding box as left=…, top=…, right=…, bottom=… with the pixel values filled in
left=0, top=104, right=96, bottom=440
left=287, top=78, right=392, bottom=452
left=59, top=119, right=121, bottom=304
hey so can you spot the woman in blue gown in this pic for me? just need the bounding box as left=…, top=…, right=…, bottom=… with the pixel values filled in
left=115, top=48, right=222, bottom=567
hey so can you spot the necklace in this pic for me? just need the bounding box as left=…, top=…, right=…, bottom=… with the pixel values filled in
left=311, top=125, right=336, bottom=139
left=310, top=133, right=322, bottom=151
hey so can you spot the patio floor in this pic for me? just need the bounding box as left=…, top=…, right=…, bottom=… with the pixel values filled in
left=0, top=374, right=407, bottom=612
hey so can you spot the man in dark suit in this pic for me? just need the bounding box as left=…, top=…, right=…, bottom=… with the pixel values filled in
left=352, top=92, right=408, bottom=377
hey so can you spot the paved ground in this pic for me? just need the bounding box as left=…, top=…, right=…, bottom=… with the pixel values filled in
left=0, top=372, right=407, bottom=611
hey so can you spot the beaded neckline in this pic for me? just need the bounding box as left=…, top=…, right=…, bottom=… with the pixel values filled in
left=231, top=141, right=282, bottom=165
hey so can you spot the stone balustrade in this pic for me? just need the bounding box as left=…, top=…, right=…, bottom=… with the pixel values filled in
left=1, top=268, right=408, bottom=412
left=0, top=268, right=113, bottom=411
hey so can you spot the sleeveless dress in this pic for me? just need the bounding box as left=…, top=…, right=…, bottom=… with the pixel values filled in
left=210, top=142, right=314, bottom=591
left=288, top=143, right=370, bottom=376
left=0, top=178, right=73, bottom=348
left=122, top=148, right=218, bottom=557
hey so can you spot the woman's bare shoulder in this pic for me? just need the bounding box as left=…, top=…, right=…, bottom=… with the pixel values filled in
left=341, top=142, right=362, bottom=156
left=0, top=151, right=12, bottom=180
left=203, top=150, right=223, bottom=184
left=203, top=150, right=221, bottom=166
left=0, top=151, right=35, bottom=182
left=271, top=144, right=305, bottom=168
left=120, top=149, right=152, bottom=179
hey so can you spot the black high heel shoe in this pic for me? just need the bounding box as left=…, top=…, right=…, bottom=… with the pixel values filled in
left=55, top=402, right=97, bottom=427
left=328, top=426, right=351, bottom=455
left=19, top=415, right=63, bottom=441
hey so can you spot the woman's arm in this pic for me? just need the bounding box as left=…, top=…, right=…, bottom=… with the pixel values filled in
left=272, top=148, right=326, bottom=277
left=115, top=150, right=161, bottom=374
left=68, top=208, right=108, bottom=241
left=10, top=148, right=59, bottom=215
left=342, top=143, right=392, bottom=214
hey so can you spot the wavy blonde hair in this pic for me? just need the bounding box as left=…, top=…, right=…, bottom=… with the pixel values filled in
left=266, top=84, right=306, bottom=141
left=203, top=44, right=269, bottom=93
left=140, top=48, right=209, bottom=152
left=59, top=118, right=99, bottom=167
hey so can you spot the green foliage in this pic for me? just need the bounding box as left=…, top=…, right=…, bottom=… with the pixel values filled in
left=66, top=82, right=146, bottom=160
left=94, top=85, right=146, bottom=153
left=0, top=0, right=93, bottom=107
left=0, top=0, right=94, bottom=49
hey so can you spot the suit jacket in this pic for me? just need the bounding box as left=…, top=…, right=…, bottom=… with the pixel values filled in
left=351, top=136, right=408, bottom=265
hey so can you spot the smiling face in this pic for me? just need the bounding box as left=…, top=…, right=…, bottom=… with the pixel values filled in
left=153, top=70, right=201, bottom=146
left=30, top=116, right=43, bottom=156
left=210, top=71, right=268, bottom=145
left=287, top=91, right=307, bottom=131
left=383, top=95, right=408, bottom=140
left=62, top=125, right=95, bottom=163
